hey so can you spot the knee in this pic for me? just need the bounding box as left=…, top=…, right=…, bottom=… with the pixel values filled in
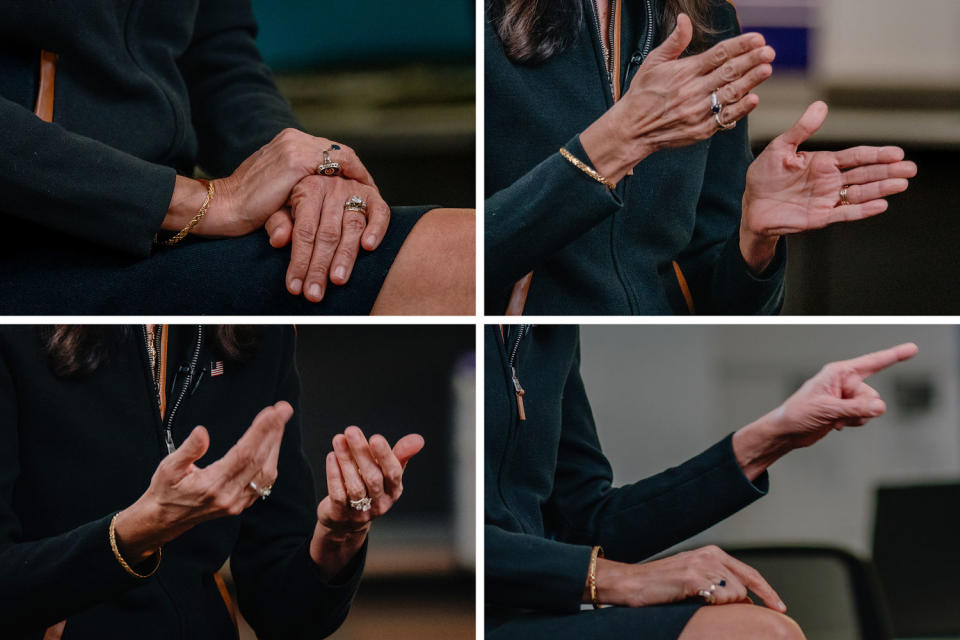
left=742, top=607, right=806, bottom=640
left=681, top=605, right=805, bottom=640
left=422, top=208, right=475, bottom=259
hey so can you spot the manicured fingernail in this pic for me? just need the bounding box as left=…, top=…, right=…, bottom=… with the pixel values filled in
left=365, top=234, right=377, bottom=247
left=290, top=278, right=302, bottom=294
left=778, top=601, right=786, bottom=611
left=870, top=400, right=885, bottom=413
left=308, top=283, right=322, bottom=300
left=334, top=266, right=346, bottom=281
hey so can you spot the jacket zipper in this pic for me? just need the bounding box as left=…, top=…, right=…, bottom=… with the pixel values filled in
left=624, top=0, right=656, bottom=86
left=590, top=0, right=618, bottom=99
left=162, top=326, right=204, bottom=454
left=507, top=325, right=530, bottom=421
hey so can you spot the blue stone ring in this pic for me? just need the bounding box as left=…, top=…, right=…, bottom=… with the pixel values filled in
left=711, top=90, right=722, bottom=114
left=317, top=147, right=342, bottom=176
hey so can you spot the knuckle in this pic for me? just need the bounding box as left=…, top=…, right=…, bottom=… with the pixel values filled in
left=710, top=46, right=728, bottom=66
left=315, top=227, right=341, bottom=247
left=343, top=215, right=366, bottom=233
left=276, top=127, right=297, bottom=142
left=293, top=224, right=317, bottom=244
left=720, top=63, right=737, bottom=82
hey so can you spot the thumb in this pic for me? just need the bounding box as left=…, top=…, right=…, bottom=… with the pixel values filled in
left=777, top=101, right=828, bottom=148
left=167, top=426, right=210, bottom=472
left=265, top=208, right=293, bottom=249
left=831, top=397, right=886, bottom=420
left=393, top=434, right=425, bottom=469
left=646, top=13, right=693, bottom=65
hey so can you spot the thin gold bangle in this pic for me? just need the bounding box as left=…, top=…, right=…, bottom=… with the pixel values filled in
left=559, top=148, right=616, bottom=190
left=155, top=179, right=215, bottom=246
left=588, top=545, right=604, bottom=609
left=109, top=512, right=162, bottom=579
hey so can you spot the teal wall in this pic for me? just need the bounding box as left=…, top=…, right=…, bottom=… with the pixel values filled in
left=251, top=1, right=475, bottom=70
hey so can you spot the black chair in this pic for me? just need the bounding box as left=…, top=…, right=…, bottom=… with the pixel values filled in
left=726, top=546, right=893, bottom=640
left=873, top=482, right=960, bottom=638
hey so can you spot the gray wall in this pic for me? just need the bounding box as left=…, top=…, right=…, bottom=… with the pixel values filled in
left=579, top=325, right=960, bottom=556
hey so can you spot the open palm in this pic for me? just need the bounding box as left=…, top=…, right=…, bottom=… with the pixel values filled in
left=742, top=101, right=916, bottom=237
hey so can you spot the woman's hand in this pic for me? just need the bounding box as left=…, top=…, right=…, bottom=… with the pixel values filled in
left=113, top=402, right=292, bottom=563
left=262, top=175, right=391, bottom=302
left=580, top=14, right=774, bottom=184
left=310, top=427, right=424, bottom=579
left=160, top=128, right=384, bottom=241
left=593, top=546, right=785, bottom=612
left=733, top=343, right=918, bottom=480
left=740, top=101, right=918, bottom=272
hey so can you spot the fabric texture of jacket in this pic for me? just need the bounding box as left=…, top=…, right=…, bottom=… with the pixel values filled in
left=0, top=325, right=364, bottom=639
left=0, top=0, right=434, bottom=315
left=484, top=324, right=768, bottom=628
left=484, top=0, right=786, bottom=315
left=0, top=0, right=297, bottom=258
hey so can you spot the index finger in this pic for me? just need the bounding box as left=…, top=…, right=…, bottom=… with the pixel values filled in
left=834, top=145, right=905, bottom=169
left=362, top=190, right=390, bottom=251
left=841, top=343, right=918, bottom=378
left=211, top=401, right=292, bottom=477
left=695, top=32, right=766, bottom=74
left=286, top=187, right=324, bottom=296
left=721, top=556, right=785, bottom=612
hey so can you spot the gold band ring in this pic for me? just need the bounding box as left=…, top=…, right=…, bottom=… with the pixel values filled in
left=714, top=111, right=737, bottom=131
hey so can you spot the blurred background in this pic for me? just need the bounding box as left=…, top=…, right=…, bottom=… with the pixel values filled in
left=249, top=1, right=475, bottom=209
left=580, top=324, right=960, bottom=640
left=736, top=0, right=960, bottom=314
left=230, top=325, right=475, bottom=639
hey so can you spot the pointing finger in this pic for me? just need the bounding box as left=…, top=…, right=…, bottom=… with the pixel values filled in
left=841, top=343, right=919, bottom=378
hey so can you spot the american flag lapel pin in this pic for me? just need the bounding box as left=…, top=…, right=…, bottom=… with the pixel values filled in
left=210, top=360, right=225, bottom=377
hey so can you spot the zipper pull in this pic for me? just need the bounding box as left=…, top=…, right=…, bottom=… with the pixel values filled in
left=164, top=429, right=176, bottom=455
left=511, top=366, right=527, bottom=421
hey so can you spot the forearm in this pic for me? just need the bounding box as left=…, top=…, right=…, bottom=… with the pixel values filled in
left=0, top=97, right=173, bottom=256
left=485, top=135, right=623, bottom=296
left=732, top=409, right=792, bottom=481
left=0, top=515, right=148, bottom=633
left=309, top=521, right=369, bottom=582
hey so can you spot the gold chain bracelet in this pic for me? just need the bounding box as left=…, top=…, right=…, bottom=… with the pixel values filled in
left=559, top=148, right=616, bottom=190
left=155, top=179, right=214, bottom=246
left=109, top=512, right=162, bottom=579
left=588, top=545, right=604, bottom=609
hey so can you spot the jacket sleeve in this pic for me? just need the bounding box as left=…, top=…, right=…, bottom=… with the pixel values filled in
left=231, top=326, right=363, bottom=640
left=543, top=338, right=768, bottom=563
left=673, top=1, right=785, bottom=315
left=484, top=132, right=624, bottom=309
left=0, top=97, right=175, bottom=257
left=177, top=0, right=301, bottom=177
left=484, top=524, right=594, bottom=613
left=0, top=337, right=150, bottom=635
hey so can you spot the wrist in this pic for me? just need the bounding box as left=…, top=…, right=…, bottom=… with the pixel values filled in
left=310, top=520, right=369, bottom=580
left=113, top=498, right=167, bottom=562
left=580, top=111, right=653, bottom=185
left=163, top=177, right=237, bottom=238
left=732, top=409, right=792, bottom=481
left=738, top=224, right=779, bottom=275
